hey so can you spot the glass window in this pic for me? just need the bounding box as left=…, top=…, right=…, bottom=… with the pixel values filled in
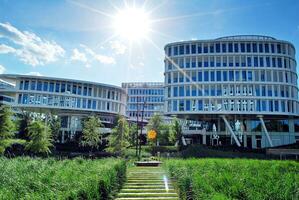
left=192, top=86, right=196, bottom=96
left=173, top=100, right=177, bottom=111
left=246, top=43, right=251, bottom=52
left=259, top=57, right=264, bottom=67
left=228, top=43, right=233, bottom=52
left=265, top=43, right=269, bottom=53
left=223, top=71, right=227, bottom=81
left=191, top=57, right=196, bottom=68
left=247, top=57, right=252, bottom=67
left=271, top=43, right=275, bottom=53
left=242, top=71, right=247, bottom=81
left=216, top=43, right=220, bottom=53
left=248, top=71, right=253, bottom=81
left=78, top=86, right=82, bottom=95
left=277, top=44, right=281, bottom=54
left=235, top=71, right=240, bottom=81
left=216, top=71, right=221, bottom=81
left=173, top=87, right=178, bottom=97
left=19, top=81, right=23, bottom=90
left=55, top=83, right=60, bottom=92
left=24, top=80, right=29, bottom=90
left=268, top=86, right=272, bottom=97
left=49, top=82, right=54, bottom=92
left=254, top=57, right=258, bottom=67
left=83, top=86, right=87, bottom=96
left=204, top=71, right=209, bottom=81
left=256, top=86, right=260, bottom=96
left=222, top=43, right=226, bottom=53
left=37, top=81, right=42, bottom=91
left=204, top=57, right=209, bottom=67
left=204, top=44, right=208, bottom=53
left=186, top=100, right=191, bottom=111
left=167, top=47, right=172, bottom=56
left=253, top=43, right=257, bottom=52
left=186, top=44, right=190, bottom=54
left=198, top=57, right=202, bottom=67
left=240, top=43, right=245, bottom=52
left=174, top=46, right=178, bottom=55
left=272, top=57, right=276, bottom=67
left=43, top=82, right=48, bottom=92
left=259, top=43, right=263, bottom=53
left=30, top=81, right=36, bottom=90
left=234, top=43, right=239, bottom=52
left=210, top=56, right=215, bottom=67
left=198, top=72, right=202, bottom=82
left=198, top=100, right=203, bottom=111
left=210, top=44, right=214, bottom=53
left=179, top=100, right=184, bottom=111
left=223, top=57, right=227, bottom=67
left=211, top=71, right=215, bottom=81
left=277, top=57, right=282, bottom=68
left=179, top=45, right=184, bottom=55
left=262, top=85, right=266, bottom=96
left=262, top=100, right=267, bottom=111
left=186, top=86, right=190, bottom=96
left=197, top=44, right=202, bottom=53
left=61, top=83, right=66, bottom=93
left=179, top=86, right=184, bottom=97
left=229, top=71, right=234, bottom=81
left=72, top=85, right=77, bottom=94
left=266, top=57, right=270, bottom=67
left=191, top=44, right=196, bottom=54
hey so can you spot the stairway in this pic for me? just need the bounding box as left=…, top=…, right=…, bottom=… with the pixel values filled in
left=115, top=166, right=179, bottom=200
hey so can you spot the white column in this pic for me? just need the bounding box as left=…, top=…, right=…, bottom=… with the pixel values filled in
left=221, top=115, right=241, bottom=147
left=257, top=115, right=273, bottom=147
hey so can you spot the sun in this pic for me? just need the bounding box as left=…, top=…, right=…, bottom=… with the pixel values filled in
left=113, top=7, right=150, bottom=41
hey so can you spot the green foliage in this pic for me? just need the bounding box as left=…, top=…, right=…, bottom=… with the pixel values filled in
left=16, top=110, right=32, bottom=140
left=146, top=114, right=166, bottom=145
left=81, top=116, right=103, bottom=150
left=49, top=115, right=61, bottom=142
left=108, top=116, right=130, bottom=154
left=164, top=159, right=299, bottom=200
left=0, top=105, right=17, bottom=154
left=128, top=123, right=137, bottom=147
left=169, top=117, right=182, bottom=146
left=0, top=157, right=126, bottom=200
left=25, top=120, right=53, bottom=154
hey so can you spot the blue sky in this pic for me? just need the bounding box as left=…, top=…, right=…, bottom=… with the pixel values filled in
left=0, top=0, right=299, bottom=86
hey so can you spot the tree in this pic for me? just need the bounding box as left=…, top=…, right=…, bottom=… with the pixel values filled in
left=146, top=114, right=164, bottom=146
left=25, top=120, right=53, bottom=154
left=0, top=105, right=20, bottom=154
left=16, top=110, right=32, bottom=140
left=128, top=123, right=137, bottom=147
left=80, top=116, right=103, bottom=151
left=49, top=115, right=61, bottom=142
left=108, top=116, right=129, bottom=154
left=169, top=118, right=183, bottom=147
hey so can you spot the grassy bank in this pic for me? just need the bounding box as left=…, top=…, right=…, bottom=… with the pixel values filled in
left=164, top=158, right=299, bottom=200
left=0, top=157, right=126, bottom=200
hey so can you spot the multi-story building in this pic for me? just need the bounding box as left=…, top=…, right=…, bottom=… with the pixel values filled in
left=122, top=82, right=164, bottom=122
left=0, top=74, right=127, bottom=142
left=164, top=35, right=299, bottom=148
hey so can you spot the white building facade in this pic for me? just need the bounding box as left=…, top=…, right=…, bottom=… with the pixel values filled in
left=164, top=35, right=299, bottom=148
left=0, top=74, right=127, bottom=142
left=122, top=82, right=164, bottom=122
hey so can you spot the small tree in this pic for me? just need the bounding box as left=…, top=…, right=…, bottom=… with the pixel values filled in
left=49, top=116, right=61, bottom=142
left=169, top=118, right=183, bottom=148
left=0, top=105, right=17, bottom=154
left=128, top=123, right=137, bottom=147
left=80, top=116, right=103, bottom=151
left=108, top=116, right=129, bottom=154
left=17, top=110, right=32, bottom=140
left=25, top=120, right=53, bottom=155
left=146, top=114, right=164, bottom=146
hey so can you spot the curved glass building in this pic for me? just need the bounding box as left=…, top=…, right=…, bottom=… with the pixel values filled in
left=164, top=35, right=299, bottom=148
left=0, top=74, right=127, bottom=142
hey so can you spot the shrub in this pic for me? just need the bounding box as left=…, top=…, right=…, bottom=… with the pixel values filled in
left=164, top=158, right=299, bottom=200
left=0, top=157, right=126, bottom=200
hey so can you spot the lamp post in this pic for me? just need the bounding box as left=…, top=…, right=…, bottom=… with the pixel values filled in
left=138, top=100, right=146, bottom=160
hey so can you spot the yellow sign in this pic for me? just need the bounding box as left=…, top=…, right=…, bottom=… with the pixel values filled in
left=147, top=130, right=157, bottom=140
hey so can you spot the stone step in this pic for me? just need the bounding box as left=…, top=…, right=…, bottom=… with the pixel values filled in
left=123, top=185, right=174, bottom=189
left=115, top=197, right=179, bottom=200
left=121, top=189, right=176, bottom=193
left=117, top=193, right=178, bottom=198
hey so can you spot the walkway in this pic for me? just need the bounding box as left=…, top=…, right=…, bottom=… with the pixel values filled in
left=115, top=166, right=179, bottom=200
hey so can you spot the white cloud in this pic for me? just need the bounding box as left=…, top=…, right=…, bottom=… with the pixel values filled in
left=0, top=44, right=16, bottom=54
left=0, top=64, right=6, bottom=74
left=71, top=48, right=87, bottom=62
left=0, top=22, right=65, bottom=66
left=110, top=40, right=127, bottom=55
left=81, top=45, right=116, bottom=65
left=26, top=71, right=42, bottom=76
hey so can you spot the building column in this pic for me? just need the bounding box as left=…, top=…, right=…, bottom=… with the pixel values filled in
left=289, top=118, right=295, bottom=133
left=257, top=115, right=273, bottom=147
left=221, top=115, right=241, bottom=147
left=203, top=134, right=206, bottom=145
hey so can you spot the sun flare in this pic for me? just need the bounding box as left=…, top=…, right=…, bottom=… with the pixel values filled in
left=113, top=7, right=150, bottom=41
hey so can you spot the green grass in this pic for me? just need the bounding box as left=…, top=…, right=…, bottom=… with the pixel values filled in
left=0, top=157, right=126, bottom=200
left=164, top=158, right=299, bottom=200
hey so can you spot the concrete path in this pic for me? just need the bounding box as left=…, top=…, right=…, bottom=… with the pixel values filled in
left=115, top=166, right=179, bottom=200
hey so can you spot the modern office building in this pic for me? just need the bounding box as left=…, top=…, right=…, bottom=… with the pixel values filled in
left=164, top=35, right=299, bottom=148
left=122, top=82, right=164, bottom=122
left=0, top=74, right=127, bottom=142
